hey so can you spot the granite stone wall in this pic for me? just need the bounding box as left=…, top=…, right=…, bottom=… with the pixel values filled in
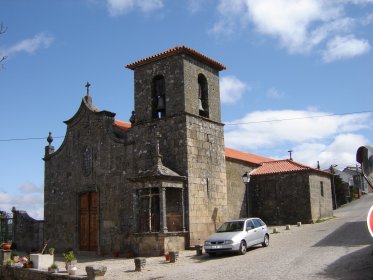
left=250, top=172, right=312, bottom=225
left=12, top=209, right=44, bottom=253
left=225, top=159, right=257, bottom=220
left=250, top=172, right=333, bottom=225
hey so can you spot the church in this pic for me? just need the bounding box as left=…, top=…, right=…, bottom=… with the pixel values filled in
left=43, top=46, right=332, bottom=256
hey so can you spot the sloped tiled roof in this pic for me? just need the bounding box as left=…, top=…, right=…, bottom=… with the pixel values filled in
left=114, top=120, right=131, bottom=132
left=225, top=147, right=274, bottom=165
left=250, top=159, right=330, bottom=176
left=125, top=46, right=226, bottom=71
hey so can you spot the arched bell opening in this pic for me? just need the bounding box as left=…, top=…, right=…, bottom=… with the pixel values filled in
left=198, top=74, right=209, bottom=118
left=152, top=75, right=166, bottom=119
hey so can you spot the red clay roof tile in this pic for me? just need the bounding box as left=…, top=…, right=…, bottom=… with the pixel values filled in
left=125, top=46, right=226, bottom=71
left=225, top=147, right=274, bottom=165
left=250, top=159, right=330, bottom=176
left=114, top=120, right=131, bottom=132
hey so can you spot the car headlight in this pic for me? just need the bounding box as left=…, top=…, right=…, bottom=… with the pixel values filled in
left=224, top=240, right=233, bottom=245
left=204, top=241, right=212, bottom=245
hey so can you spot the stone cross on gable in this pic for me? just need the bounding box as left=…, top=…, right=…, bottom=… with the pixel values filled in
left=85, top=82, right=91, bottom=97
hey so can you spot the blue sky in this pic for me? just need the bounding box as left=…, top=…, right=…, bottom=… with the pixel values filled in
left=1, top=0, right=372, bottom=219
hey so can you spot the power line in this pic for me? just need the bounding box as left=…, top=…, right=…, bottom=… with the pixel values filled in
left=0, top=109, right=372, bottom=142
left=224, top=109, right=373, bottom=126
left=0, top=136, right=64, bottom=142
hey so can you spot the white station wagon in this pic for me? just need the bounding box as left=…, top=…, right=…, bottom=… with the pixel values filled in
left=204, top=218, right=269, bottom=256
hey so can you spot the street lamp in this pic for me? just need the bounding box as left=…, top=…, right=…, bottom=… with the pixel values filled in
left=330, top=164, right=338, bottom=210
left=242, top=172, right=251, bottom=217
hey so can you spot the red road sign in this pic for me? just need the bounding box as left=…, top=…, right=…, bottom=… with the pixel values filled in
left=368, top=205, right=373, bottom=238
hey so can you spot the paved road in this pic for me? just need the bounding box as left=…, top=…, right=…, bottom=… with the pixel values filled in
left=74, top=194, right=373, bottom=280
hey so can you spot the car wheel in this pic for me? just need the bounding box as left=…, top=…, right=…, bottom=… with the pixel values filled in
left=262, top=234, right=269, bottom=247
left=239, top=240, right=247, bottom=255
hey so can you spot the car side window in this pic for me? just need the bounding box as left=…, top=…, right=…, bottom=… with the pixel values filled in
left=257, top=218, right=266, bottom=226
left=246, top=220, right=254, bottom=230
left=252, top=219, right=262, bottom=228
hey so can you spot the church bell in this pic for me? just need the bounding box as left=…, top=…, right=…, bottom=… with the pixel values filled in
left=198, top=99, right=204, bottom=111
left=156, top=96, right=165, bottom=111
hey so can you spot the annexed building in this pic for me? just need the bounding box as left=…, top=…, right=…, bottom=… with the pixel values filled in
left=249, top=160, right=333, bottom=225
left=43, top=47, right=332, bottom=257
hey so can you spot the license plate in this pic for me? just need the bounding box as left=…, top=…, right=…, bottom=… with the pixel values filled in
left=212, top=245, right=222, bottom=249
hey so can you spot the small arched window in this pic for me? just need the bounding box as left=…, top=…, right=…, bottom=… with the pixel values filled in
left=152, top=75, right=166, bottom=119
left=198, top=74, right=209, bottom=118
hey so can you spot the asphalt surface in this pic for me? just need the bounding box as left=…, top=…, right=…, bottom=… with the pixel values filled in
left=66, top=193, right=373, bottom=280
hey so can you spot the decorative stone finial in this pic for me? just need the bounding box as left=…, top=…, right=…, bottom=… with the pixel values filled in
left=129, top=111, right=136, bottom=125
left=317, top=161, right=320, bottom=170
left=47, top=132, right=53, bottom=146
left=45, top=132, right=55, bottom=156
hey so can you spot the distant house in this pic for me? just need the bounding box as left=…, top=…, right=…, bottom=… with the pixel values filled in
left=343, top=166, right=372, bottom=195
left=249, top=160, right=333, bottom=225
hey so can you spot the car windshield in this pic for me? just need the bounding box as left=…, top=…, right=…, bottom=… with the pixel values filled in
left=216, top=221, right=244, bottom=232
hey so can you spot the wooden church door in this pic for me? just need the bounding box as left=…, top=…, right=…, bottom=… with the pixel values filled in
left=79, top=192, right=98, bottom=251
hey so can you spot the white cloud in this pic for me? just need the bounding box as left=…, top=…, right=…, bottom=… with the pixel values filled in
left=106, top=0, right=163, bottom=16
left=293, top=134, right=369, bottom=169
left=220, top=75, right=249, bottom=103
left=2, top=33, right=53, bottom=58
left=212, top=0, right=372, bottom=61
left=322, top=35, right=371, bottom=62
left=224, top=109, right=371, bottom=167
left=0, top=182, right=44, bottom=220
left=18, top=183, right=43, bottom=193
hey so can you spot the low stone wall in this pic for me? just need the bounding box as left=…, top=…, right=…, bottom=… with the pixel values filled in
left=0, top=266, right=88, bottom=280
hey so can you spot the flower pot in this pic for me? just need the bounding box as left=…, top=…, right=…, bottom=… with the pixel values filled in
left=68, top=265, right=77, bottom=275
left=2, top=243, right=11, bottom=250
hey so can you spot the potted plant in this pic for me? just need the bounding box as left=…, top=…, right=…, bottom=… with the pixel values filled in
left=22, top=257, right=33, bottom=268
left=5, top=258, right=13, bottom=266
left=48, top=247, right=55, bottom=255
left=63, top=250, right=77, bottom=272
left=49, top=262, right=58, bottom=273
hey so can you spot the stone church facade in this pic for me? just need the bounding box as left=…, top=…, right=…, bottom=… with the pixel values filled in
left=43, top=47, right=332, bottom=257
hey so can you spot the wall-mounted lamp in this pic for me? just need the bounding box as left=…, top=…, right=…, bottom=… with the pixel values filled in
left=242, top=172, right=250, bottom=184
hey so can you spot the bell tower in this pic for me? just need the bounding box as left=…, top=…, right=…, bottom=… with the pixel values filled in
left=126, top=46, right=225, bottom=123
left=126, top=46, right=228, bottom=247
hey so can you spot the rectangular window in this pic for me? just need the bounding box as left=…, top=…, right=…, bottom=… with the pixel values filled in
left=320, top=181, right=324, bottom=197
